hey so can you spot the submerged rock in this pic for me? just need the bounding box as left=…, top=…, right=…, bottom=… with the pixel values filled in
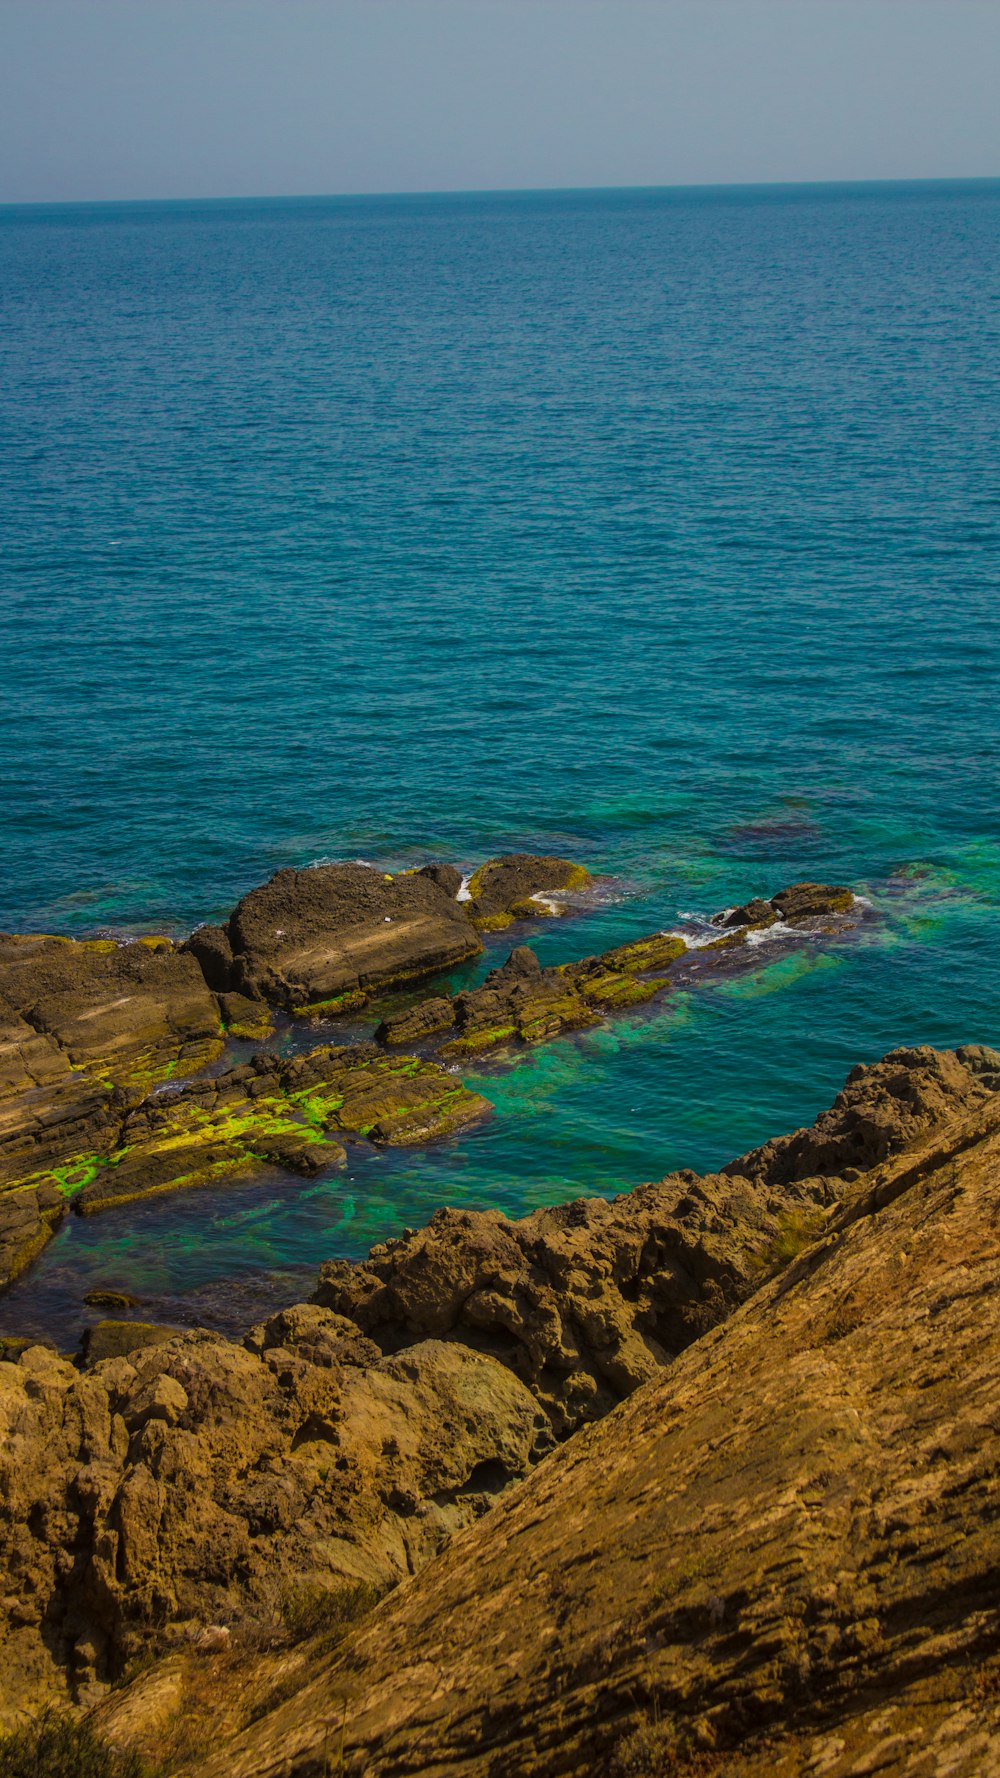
left=68, top=1044, right=491, bottom=1215
left=185, top=862, right=483, bottom=1013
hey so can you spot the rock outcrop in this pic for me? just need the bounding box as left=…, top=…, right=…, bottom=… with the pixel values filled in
left=314, top=1043, right=1000, bottom=1437
left=2, top=1043, right=999, bottom=1774
left=463, top=854, right=592, bottom=930
left=312, top=1171, right=821, bottom=1438
left=377, top=881, right=863, bottom=1057
left=74, top=1044, right=491, bottom=1214
left=726, top=1041, right=1000, bottom=1186
left=0, top=934, right=225, bottom=1282
left=185, top=1065, right=1000, bottom=1778
left=0, top=1313, right=549, bottom=1718
left=184, top=863, right=483, bottom=1013
left=712, top=881, right=856, bottom=929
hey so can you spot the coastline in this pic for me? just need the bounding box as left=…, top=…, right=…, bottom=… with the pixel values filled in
left=0, top=853, right=867, bottom=1344
left=1, top=1035, right=997, bottom=1766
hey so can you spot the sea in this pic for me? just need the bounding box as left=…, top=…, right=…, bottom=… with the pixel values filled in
left=1, top=180, right=998, bottom=1343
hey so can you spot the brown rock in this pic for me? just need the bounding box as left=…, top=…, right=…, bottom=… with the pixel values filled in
left=186, top=863, right=482, bottom=1011
left=313, top=1170, right=823, bottom=1438
left=0, top=1316, right=547, bottom=1716
left=769, top=880, right=855, bottom=920
left=726, top=1043, right=1000, bottom=1187
left=713, top=896, right=777, bottom=928
left=465, top=854, right=591, bottom=929
left=190, top=1080, right=1000, bottom=1778
left=0, top=933, right=222, bottom=1092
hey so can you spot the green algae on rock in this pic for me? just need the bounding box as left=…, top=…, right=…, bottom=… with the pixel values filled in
left=464, top=854, right=592, bottom=931
left=55, top=1045, right=492, bottom=1217
left=377, top=882, right=862, bottom=1058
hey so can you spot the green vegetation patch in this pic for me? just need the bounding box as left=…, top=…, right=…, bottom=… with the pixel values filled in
left=0, top=1711, right=148, bottom=1778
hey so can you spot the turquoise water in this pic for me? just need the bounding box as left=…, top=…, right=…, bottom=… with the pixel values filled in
left=2, top=182, right=999, bottom=1341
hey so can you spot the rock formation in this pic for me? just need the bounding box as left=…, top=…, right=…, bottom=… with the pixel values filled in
left=2, top=1043, right=998, bottom=1770
left=0, top=1315, right=549, bottom=1719
left=0, top=874, right=864, bottom=1290
left=184, top=862, right=482, bottom=1012
left=180, top=1054, right=1000, bottom=1778
left=377, top=881, right=862, bottom=1056
left=74, top=1044, right=492, bottom=1214
left=463, top=854, right=592, bottom=930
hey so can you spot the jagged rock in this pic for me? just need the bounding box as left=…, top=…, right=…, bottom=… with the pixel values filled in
left=726, top=1043, right=1000, bottom=1186
left=0, top=1318, right=548, bottom=1716
left=769, top=880, right=856, bottom=919
left=189, top=1078, right=1000, bottom=1778
left=465, top=854, right=591, bottom=930
left=714, top=896, right=777, bottom=928
left=184, top=863, right=482, bottom=1013
left=313, top=1172, right=826, bottom=1437
left=376, top=882, right=865, bottom=1060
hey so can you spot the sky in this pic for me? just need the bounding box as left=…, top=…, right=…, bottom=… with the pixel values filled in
left=1, top=0, right=998, bottom=205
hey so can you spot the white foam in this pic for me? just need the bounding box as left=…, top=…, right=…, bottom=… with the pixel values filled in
left=531, top=893, right=565, bottom=915
left=456, top=874, right=472, bottom=903
left=745, top=919, right=800, bottom=948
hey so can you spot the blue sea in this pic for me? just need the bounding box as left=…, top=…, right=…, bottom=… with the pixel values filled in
left=2, top=181, right=999, bottom=1341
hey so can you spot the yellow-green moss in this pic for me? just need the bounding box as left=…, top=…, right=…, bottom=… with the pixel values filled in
left=470, top=913, right=514, bottom=933
left=290, top=990, right=369, bottom=1019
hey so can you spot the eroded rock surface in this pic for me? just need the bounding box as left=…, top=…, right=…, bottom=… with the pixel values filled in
left=191, top=1073, right=1000, bottom=1778
left=726, top=1042, right=1000, bottom=1186
left=0, top=1312, right=549, bottom=1717
left=185, top=863, right=482, bottom=1012
left=463, top=854, right=592, bottom=930
left=313, top=1172, right=816, bottom=1437
left=0, top=934, right=225, bottom=1280
left=376, top=881, right=862, bottom=1057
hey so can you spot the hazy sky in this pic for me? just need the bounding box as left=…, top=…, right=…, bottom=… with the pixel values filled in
left=1, top=0, right=998, bottom=204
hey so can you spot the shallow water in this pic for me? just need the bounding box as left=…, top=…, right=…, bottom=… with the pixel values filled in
left=1, top=182, right=998, bottom=1343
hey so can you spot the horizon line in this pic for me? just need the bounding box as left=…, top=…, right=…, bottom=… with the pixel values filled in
left=2, top=173, right=999, bottom=212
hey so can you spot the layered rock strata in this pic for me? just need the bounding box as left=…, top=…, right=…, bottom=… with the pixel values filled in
left=377, top=880, right=861, bottom=1055
left=186, top=1056, right=1000, bottom=1778
left=72, top=1045, right=492, bottom=1215
left=184, top=863, right=484, bottom=1013
left=1, top=1044, right=997, bottom=1745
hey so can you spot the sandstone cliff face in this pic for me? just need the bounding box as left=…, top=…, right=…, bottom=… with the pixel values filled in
left=187, top=1069, right=1000, bottom=1778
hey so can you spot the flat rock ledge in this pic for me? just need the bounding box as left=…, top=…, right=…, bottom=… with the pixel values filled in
left=0, top=853, right=590, bottom=1286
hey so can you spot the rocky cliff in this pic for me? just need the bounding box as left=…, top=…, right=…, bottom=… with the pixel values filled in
left=181, top=1049, right=1000, bottom=1778
left=1, top=1043, right=998, bottom=1778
